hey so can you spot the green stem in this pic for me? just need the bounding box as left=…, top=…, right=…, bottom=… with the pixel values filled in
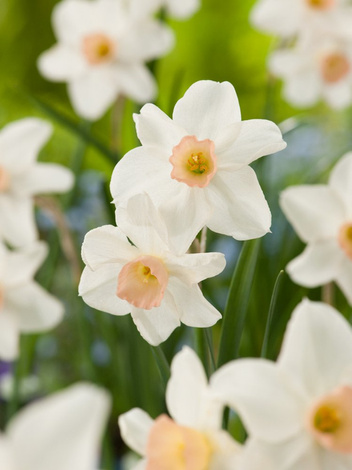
left=151, top=345, right=170, bottom=389
left=204, top=328, right=216, bottom=375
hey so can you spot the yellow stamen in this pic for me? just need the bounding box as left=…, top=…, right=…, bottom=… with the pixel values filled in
left=314, top=404, right=341, bottom=433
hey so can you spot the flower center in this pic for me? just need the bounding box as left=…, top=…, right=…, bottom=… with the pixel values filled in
left=0, top=166, right=10, bottom=192
left=320, top=52, right=350, bottom=84
left=308, top=386, right=352, bottom=454
left=305, top=0, right=335, bottom=10
left=338, top=222, right=352, bottom=259
left=82, top=33, right=116, bottom=65
left=146, top=415, right=213, bottom=470
left=117, top=255, right=168, bottom=310
left=169, top=135, right=217, bottom=188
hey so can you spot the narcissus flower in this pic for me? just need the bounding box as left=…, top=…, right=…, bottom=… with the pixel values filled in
left=280, top=152, right=352, bottom=304
left=0, top=241, right=64, bottom=361
left=0, top=118, right=73, bottom=247
left=79, top=194, right=225, bottom=345
left=119, top=347, right=243, bottom=469
left=211, top=299, right=352, bottom=469
left=38, top=0, right=174, bottom=120
left=0, top=383, right=111, bottom=470
left=251, top=0, right=352, bottom=39
left=269, top=36, right=352, bottom=109
left=110, top=80, right=286, bottom=248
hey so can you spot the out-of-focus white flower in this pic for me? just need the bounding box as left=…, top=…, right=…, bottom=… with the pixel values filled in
left=280, top=152, right=352, bottom=304
left=79, top=194, right=225, bottom=345
left=0, top=241, right=64, bottom=361
left=38, top=0, right=174, bottom=120
left=0, top=118, right=73, bottom=247
left=119, top=347, right=243, bottom=469
left=0, top=382, right=111, bottom=470
left=123, top=0, right=200, bottom=20
left=211, top=299, right=352, bottom=469
left=110, top=80, right=286, bottom=248
left=251, top=0, right=352, bottom=39
left=269, top=36, right=352, bottom=109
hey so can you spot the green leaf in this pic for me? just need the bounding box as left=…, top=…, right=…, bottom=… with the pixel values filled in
left=217, top=239, right=260, bottom=368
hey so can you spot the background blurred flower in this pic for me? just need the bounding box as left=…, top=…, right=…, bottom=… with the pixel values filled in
left=111, top=80, right=286, bottom=248
left=280, top=152, right=352, bottom=304
left=119, top=347, right=242, bottom=469
left=38, top=0, right=174, bottom=120
left=211, top=299, right=352, bottom=469
left=0, top=241, right=64, bottom=361
left=0, top=382, right=111, bottom=470
left=79, top=194, right=225, bottom=345
left=0, top=118, right=73, bottom=247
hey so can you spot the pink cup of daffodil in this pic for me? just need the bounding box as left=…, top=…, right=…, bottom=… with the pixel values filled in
left=110, top=80, right=286, bottom=250
left=119, top=347, right=243, bottom=470
left=280, top=152, right=352, bottom=304
left=211, top=299, right=352, bottom=469
left=79, top=194, right=225, bottom=345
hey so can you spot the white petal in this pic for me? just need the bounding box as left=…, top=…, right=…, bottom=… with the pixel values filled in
left=286, top=240, right=344, bottom=288
left=6, top=282, right=64, bottom=333
left=79, top=264, right=131, bottom=316
left=278, top=299, right=352, bottom=398
left=37, top=45, right=87, bottom=81
left=116, top=194, right=170, bottom=254
left=118, top=408, right=153, bottom=456
left=0, top=312, right=19, bottom=361
left=241, top=436, right=319, bottom=470
left=268, top=49, right=305, bottom=77
left=172, top=81, right=241, bottom=141
left=320, top=447, right=352, bottom=470
left=2, top=241, right=47, bottom=288
left=219, top=119, right=286, bottom=169
left=0, top=118, right=52, bottom=171
left=282, top=70, right=321, bottom=108
left=68, top=67, right=118, bottom=120
left=167, top=279, right=222, bottom=327
left=20, top=163, right=74, bottom=195
left=166, top=0, right=200, bottom=18
left=115, top=63, right=157, bottom=104
left=134, top=103, right=186, bottom=151
left=167, top=346, right=223, bottom=430
left=250, top=0, right=301, bottom=37
left=207, top=166, right=271, bottom=240
left=329, top=152, right=352, bottom=214
left=323, top=81, right=352, bottom=110
left=7, top=383, right=111, bottom=470
left=81, top=225, right=138, bottom=271
left=280, top=185, right=345, bottom=243
left=166, top=251, right=226, bottom=284
left=130, top=292, right=180, bottom=345
left=336, top=257, right=352, bottom=305
left=118, top=19, right=174, bottom=62
left=0, top=197, right=37, bottom=247
left=211, top=358, right=305, bottom=442
left=0, top=436, right=15, bottom=470
left=209, top=430, right=242, bottom=470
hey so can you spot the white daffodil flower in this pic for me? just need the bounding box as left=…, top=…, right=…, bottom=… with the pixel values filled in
left=79, top=194, right=225, bottom=345
left=251, top=0, right=352, bottom=39
left=0, top=382, right=111, bottom=470
left=0, top=118, right=73, bottom=247
left=119, top=347, right=243, bottom=469
left=38, top=0, right=174, bottom=121
left=110, top=80, right=286, bottom=249
left=211, top=299, right=352, bottom=469
left=269, top=36, right=352, bottom=109
left=280, top=152, right=352, bottom=304
left=0, top=241, right=64, bottom=361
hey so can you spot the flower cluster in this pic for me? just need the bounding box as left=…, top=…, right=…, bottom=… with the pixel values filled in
left=251, top=0, right=352, bottom=109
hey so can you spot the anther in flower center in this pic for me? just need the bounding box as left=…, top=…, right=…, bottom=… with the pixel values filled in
left=0, top=166, right=10, bottom=192
left=306, top=0, right=335, bottom=10
left=170, top=135, right=217, bottom=188
left=82, top=33, right=116, bottom=65
left=320, top=52, right=350, bottom=84
left=338, top=222, right=352, bottom=259
left=117, top=255, right=168, bottom=310
left=308, top=386, right=352, bottom=454
left=146, top=415, right=213, bottom=470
